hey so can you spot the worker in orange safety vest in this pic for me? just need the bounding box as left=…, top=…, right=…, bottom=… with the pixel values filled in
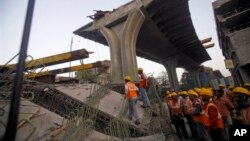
left=168, top=92, right=188, bottom=139
left=138, top=68, right=151, bottom=108
left=199, top=88, right=224, bottom=141
left=179, top=90, right=197, bottom=138
left=188, top=89, right=211, bottom=141
left=124, top=75, right=141, bottom=125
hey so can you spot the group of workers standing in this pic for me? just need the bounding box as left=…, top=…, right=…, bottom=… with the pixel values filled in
left=122, top=67, right=250, bottom=141
left=166, top=83, right=250, bottom=141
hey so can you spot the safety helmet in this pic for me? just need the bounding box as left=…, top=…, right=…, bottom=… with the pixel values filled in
left=194, top=88, right=201, bottom=93
left=199, top=88, right=213, bottom=97
left=171, top=92, right=177, bottom=96
left=244, top=83, right=250, bottom=87
left=138, top=68, right=143, bottom=71
left=233, top=87, right=250, bottom=96
left=179, top=91, right=188, bottom=95
left=124, top=75, right=132, bottom=81
left=188, top=89, right=198, bottom=97
left=166, top=93, right=172, bottom=98
left=218, top=84, right=225, bottom=87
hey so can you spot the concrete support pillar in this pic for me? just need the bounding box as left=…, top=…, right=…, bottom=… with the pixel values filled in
left=121, top=9, right=145, bottom=81
left=239, top=68, right=250, bottom=84
left=189, top=69, right=201, bottom=88
left=163, top=56, right=179, bottom=92
left=100, top=27, right=123, bottom=83
left=100, top=9, right=145, bottom=83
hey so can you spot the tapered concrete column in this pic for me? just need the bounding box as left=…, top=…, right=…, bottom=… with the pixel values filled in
left=163, top=56, right=179, bottom=92
left=188, top=69, right=201, bottom=88
left=239, top=68, right=250, bottom=84
left=100, top=9, right=145, bottom=83
left=100, top=27, right=123, bottom=83
left=121, top=9, right=145, bottom=81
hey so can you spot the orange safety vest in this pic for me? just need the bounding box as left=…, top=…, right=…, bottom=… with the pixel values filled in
left=138, top=74, right=148, bottom=88
left=169, top=99, right=181, bottom=113
left=125, top=82, right=137, bottom=99
left=241, top=106, right=250, bottom=125
left=184, top=97, right=194, bottom=114
left=192, top=99, right=204, bottom=123
left=203, top=102, right=224, bottom=129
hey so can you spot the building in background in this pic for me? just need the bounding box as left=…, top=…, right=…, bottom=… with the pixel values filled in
left=212, top=0, right=250, bottom=86
left=180, top=66, right=234, bottom=90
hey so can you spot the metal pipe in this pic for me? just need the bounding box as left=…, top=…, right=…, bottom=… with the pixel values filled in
left=4, top=0, right=35, bottom=140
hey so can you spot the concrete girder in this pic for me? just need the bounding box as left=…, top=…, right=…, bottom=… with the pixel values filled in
left=74, top=0, right=211, bottom=82
left=154, top=5, right=189, bottom=25
left=149, top=0, right=187, bottom=20
left=159, top=17, right=190, bottom=32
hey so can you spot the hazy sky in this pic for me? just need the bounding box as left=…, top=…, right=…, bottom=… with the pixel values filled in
left=0, top=0, right=231, bottom=79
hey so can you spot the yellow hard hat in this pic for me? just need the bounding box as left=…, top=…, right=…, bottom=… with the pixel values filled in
left=124, top=75, right=132, bottom=81
left=199, top=88, right=213, bottom=97
left=233, top=87, right=250, bottom=96
left=138, top=68, right=143, bottom=71
left=218, top=84, right=225, bottom=87
left=166, top=94, right=172, bottom=98
left=188, top=89, right=198, bottom=97
left=194, top=88, right=201, bottom=93
left=171, top=92, right=177, bottom=96
left=244, top=83, right=250, bottom=87
left=179, top=91, right=188, bottom=95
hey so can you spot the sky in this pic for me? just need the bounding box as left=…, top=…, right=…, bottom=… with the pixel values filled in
left=0, top=0, right=231, bottom=80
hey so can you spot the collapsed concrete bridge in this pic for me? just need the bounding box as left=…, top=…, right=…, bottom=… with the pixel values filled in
left=74, top=0, right=211, bottom=91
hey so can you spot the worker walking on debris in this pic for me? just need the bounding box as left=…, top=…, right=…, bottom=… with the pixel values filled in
left=124, top=75, right=141, bottom=125
left=137, top=68, right=151, bottom=108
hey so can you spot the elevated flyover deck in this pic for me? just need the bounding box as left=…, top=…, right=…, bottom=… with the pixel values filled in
left=74, top=0, right=211, bottom=89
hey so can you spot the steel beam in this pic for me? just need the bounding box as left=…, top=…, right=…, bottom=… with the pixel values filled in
left=27, top=61, right=108, bottom=78
left=5, top=49, right=90, bottom=71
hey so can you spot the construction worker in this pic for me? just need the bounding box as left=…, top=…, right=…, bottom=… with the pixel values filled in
left=214, top=89, right=234, bottom=141
left=168, top=92, right=188, bottom=139
left=188, top=89, right=211, bottom=141
left=180, top=90, right=196, bottom=139
left=226, top=86, right=237, bottom=107
left=218, top=84, right=227, bottom=95
left=165, top=92, right=173, bottom=123
left=232, top=87, right=250, bottom=125
left=243, top=83, right=250, bottom=91
left=124, top=75, right=140, bottom=125
left=199, top=88, right=224, bottom=141
left=137, top=68, right=151, bottom=108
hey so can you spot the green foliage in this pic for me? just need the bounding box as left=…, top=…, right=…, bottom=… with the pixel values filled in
left=75, top=70, right=98, bottom=83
